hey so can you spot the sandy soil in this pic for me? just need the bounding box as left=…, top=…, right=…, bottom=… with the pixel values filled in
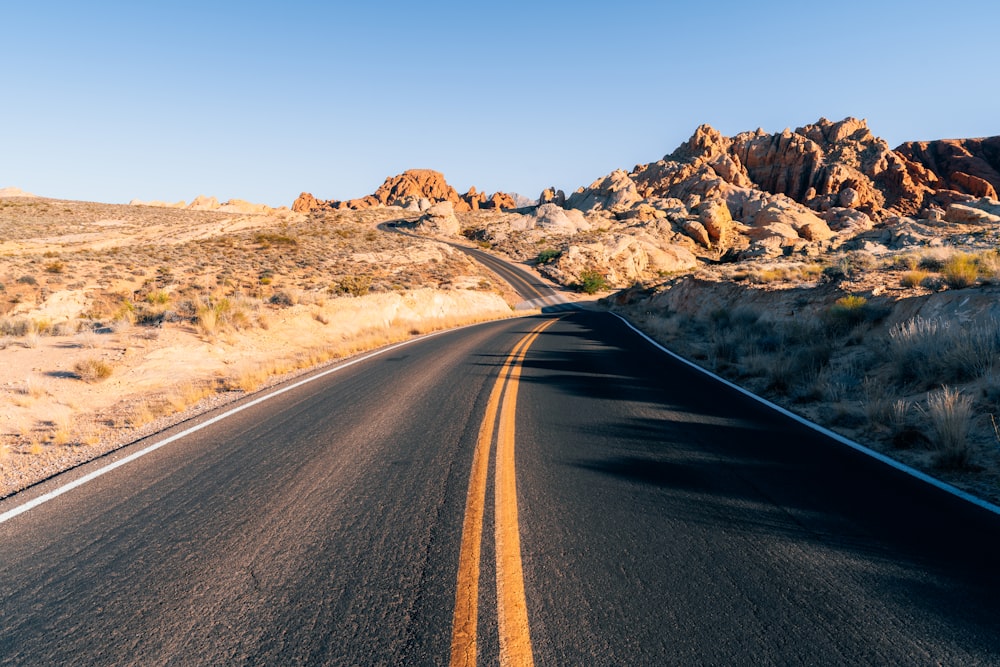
left=0, top=197, right=520, bottom=498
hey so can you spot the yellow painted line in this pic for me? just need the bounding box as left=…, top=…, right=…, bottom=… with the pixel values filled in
left=450, top=318, right=557, bottom=667
left=495, top=319, right=554, bottom=667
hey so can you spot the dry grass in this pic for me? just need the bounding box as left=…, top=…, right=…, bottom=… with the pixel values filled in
left=888, top=316, right=1000, bottom=386
left=922, top=387, right=975, bottom=469
left=75, top=357, right=114, bottom=382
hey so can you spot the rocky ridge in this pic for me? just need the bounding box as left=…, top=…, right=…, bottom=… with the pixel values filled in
left=294, top=169, right=517, bottom=214
left=129, top=195, right=290, bottom=216
left=459, top=118, right=1000, bottom=288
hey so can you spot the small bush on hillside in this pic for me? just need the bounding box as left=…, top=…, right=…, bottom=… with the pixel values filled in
left=923, top=386, right=975, bottom=469
left=75, top=357, right=113, bottom=382
left=825, top=295, right=883, bottom=332
left=536, top=249, right=562, bottom=265
left=333, top=275, right=372, bottom=297
left=888, top=316, right=1000, bottom=386
left=941, top=253, right=979, bottom=288
left=900, top=270, right=930, bottom=288
left=253, top=233, right=298, bottom=247
left=576, top=270, right=609, bottom=294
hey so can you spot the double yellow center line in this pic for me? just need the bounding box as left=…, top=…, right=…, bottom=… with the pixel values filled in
left=450, top=317, right=559, bottom=667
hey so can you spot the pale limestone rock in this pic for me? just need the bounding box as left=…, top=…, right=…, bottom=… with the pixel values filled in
left=416, top=201, right=460, bottom=236
left=188, top=195, right=220, bottom=211
left=529, top=204, right=592, bottom=234
left=944, top=201, right=1000, bottom=225
left=699, top=199, right=733, bottom=242
left=682, top=220, right=711, bottom=247
left=566, top=170, right=641, bottom=212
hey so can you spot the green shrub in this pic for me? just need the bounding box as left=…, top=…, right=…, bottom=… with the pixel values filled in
left=536, top=249, right=562, bottom=265
left=576, top=270, right=609, bottom=294
left=826, top=295, right=870, bottom=329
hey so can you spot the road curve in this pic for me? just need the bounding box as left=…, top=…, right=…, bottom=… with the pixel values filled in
left=2, top=310, right=1000, bottom=664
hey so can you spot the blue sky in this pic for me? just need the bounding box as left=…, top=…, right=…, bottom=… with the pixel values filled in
left=3, top=1, right=998, bottom=207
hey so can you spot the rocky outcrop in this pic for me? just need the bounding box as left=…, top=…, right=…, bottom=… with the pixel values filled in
left=372, top=169, right=466, bottom=209
left=514, top=203, right=591, bottom=234
left=566, top=170, right=642, bottom=213
left=539, top=187, right=566, bottom=206
left=543, top=235, right=698, bottom=288
left=295, top=169, right=518, bottom=214
left=131, top=195, right=284, bottom=215
left=565, top=117, right=997, bottom=225
left=895, top=137, right=1000, bottom=202
left=292, top=192, right=322, bottom=213
left=415, top=201, right=460, bottom=236
left=943, top=199, right=1000, bottom=225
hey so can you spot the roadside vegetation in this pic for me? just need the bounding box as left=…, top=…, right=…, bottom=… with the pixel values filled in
left=614, top=247, right=1000, bottom=504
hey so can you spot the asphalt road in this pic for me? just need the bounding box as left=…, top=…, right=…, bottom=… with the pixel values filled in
left=3, top=294, right=1000, bottom=663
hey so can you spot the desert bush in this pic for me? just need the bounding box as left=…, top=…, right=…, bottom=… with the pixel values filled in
left=44, top=261, right=65, bottom=274
left=888, top=316, right=1000, bottom=386
left=826, top=295, right=870, bottom=329
left=253, top=232, right=298, bottom=247
left=941, top=253, right=979, bottom=288
left=923, top=386, right=974, bottom=469
left=900, top=270, right=930, bottom=288
left=75, top=357, right=113, bottom=382
left=333, top=275, right=372, bottom=297
left=975, top=250, right=1000, bottom=283
left=536, top=248, right=562, bottom=265
left=0, top=316, right=35, bottom=337
left=575, top=270, right=609, bottom=294
left=145, top=289, right=170, bottom=305
left=892, top=253, right=921, bottom=271
left=269, top=291, right=295, bottom=306
left=918, top=250, right=949, bottom=271
left=16, top=275, right=37, bottom=286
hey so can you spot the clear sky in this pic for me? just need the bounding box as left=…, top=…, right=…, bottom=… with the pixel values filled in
left=3, top=1, right=998, bottom=207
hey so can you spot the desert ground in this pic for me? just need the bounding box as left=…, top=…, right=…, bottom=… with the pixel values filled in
left=0, top=194, right=523, bottom=498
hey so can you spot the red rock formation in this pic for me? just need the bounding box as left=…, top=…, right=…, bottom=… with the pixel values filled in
left=292, top=192, right=321, bottom=213
left=895, top=137, right=1000, bottom=201
left=571, top=117, right=986, bottom=221
left=290, top=170, right=517, bottom=213
left=371, top=169, right=465, bottom=208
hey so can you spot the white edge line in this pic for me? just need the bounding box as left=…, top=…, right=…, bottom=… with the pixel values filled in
left=611, top=313, right=1000, bottom=518
left=0, top=327, right=469, bottom=525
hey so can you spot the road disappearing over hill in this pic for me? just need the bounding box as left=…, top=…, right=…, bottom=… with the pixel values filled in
left=2, top=253, right=1000, bottom=664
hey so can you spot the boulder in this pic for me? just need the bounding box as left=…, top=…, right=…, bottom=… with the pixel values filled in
left=682, top=220, right=711, bottom=247
left=944, top=201, right=1000, bottom=225
left=530, top=203, right=592, bottom=234
left=416, top=201, right=460, bottom=236
left=698, top=199, right=733, bottom=242
left=566, top=170, right=641, bottom=212
left=292, top=192, right=322, bottom=213
left=753, top=201, right=834, bottom=241
left=539, top=187, right=566, bottom=206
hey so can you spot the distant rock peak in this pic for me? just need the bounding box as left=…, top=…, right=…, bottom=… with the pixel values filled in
left=294, top=169, right=518, bottom=213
